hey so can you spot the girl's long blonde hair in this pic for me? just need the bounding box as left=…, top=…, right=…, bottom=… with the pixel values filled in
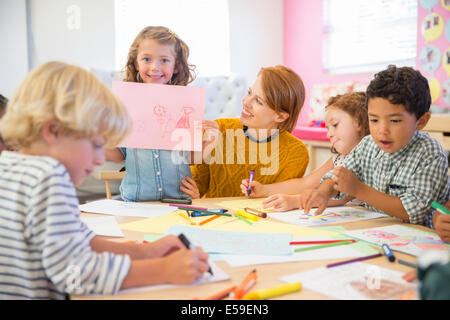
left=124, top=26, right=196, bottom=86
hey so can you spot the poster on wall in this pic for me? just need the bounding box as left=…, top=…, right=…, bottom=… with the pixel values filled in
left=418, top=0, right=450, bottom=112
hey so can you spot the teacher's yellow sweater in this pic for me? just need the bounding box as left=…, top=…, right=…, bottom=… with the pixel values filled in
left=191, top=118, right=309, bottom=198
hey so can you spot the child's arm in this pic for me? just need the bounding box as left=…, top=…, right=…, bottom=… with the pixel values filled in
left=105, top=148, right=125, bottom=162
left=331, top=166, right=410, bottom=221
left=241, top=157, right=334, bottom=198
left=121, top=247, right=209, bottom=288
left=90, top=235, right=184, bottom=260
left=90, top=235, right=210, bottom=287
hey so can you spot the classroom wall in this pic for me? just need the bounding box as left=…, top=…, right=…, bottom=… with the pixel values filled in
left=283, top=0, right=374, bottom=126
left=228, top=0, right=284, bottom=84
left=28, top=0, right=116, bottom=71
left=0, top=0, right=29, bottom=98
left=0, top=0, right=283, bottom=98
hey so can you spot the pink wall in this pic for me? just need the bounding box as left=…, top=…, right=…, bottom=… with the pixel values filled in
left=283, top=0, right=374, bottom=126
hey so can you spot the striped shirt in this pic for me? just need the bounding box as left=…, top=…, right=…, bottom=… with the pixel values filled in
left=0, top=151, right=131, bottom=299
left=323, top=131, right=449, bottom=225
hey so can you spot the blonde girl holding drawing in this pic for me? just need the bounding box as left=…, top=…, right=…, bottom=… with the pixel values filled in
left=106, top=26, right=216, bottom=202
left=240, top=92, right=369, bottom=211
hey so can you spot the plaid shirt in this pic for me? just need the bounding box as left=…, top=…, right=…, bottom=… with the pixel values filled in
left=322, top=130, right=450, bottom=226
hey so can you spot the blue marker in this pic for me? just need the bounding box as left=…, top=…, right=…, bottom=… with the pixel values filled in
left=381, top=243, right=396, bottom=262
left=191, top=208, right=228, bottom=217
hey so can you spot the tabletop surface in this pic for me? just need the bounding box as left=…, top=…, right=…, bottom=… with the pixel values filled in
left=74, top=197, right=427, bottom=300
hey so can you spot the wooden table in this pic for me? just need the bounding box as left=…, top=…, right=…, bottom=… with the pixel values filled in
left=74, top=197, right=426, bottom=300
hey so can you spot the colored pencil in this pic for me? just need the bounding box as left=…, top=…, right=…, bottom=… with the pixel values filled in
left=398, top=259, right=417, bottom=268
left=234, top=212, right=253, bottom=226
left=199, top=215, right=221, bottom=226
left=294, top=240, right=354, bottom=253
left=204, top=285, right=236, bottom=300
left=177, top=211, right=196, bottom=225
left=326, top=253, right=383, bottom=268
left=171, top=204, right=208, bottom=211
left=290, top=239, right=357, bottom=245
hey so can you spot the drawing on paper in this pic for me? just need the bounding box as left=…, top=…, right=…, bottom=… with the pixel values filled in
left=349, top=278, right=415, bottom=300
left=346, top=225, right=450, bottom=256
left=175, top=106, right=194, bottom=128
left=363, top=229, right=448, bottom=251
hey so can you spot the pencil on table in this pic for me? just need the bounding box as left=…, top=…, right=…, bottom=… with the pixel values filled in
left=199, top=215, right=221, bottom=226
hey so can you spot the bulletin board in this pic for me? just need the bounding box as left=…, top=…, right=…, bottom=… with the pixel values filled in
left=417, top=0, right=450, bottom=114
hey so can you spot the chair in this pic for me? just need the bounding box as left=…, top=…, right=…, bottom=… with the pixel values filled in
left=98, top=170, right=126, bottom=199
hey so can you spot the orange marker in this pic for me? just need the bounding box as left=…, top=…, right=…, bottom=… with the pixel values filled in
left=234, top=269, right=257, bottom=299
left=199, top=214, right=221, bottom=226
left=204, top=285, right=236, bottom=300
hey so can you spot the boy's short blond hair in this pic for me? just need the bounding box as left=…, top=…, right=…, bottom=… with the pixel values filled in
left=0, top=61, right=130, bottom=149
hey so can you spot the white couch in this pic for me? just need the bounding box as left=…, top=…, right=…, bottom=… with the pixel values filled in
left=76, top=70, right=247, bottom=199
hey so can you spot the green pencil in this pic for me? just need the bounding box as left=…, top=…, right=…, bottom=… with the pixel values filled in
left=233, top=212, right=253, bottom=226
left=431, top=201, right=450, bottom=215
left=294, top=240, right=354, bottom=253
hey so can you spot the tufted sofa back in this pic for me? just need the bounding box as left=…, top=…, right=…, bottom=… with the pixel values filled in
left=190, top=74, right=247, bottom=120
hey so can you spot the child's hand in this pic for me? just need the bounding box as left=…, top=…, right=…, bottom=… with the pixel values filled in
left=433, top=211, right=450, bottom=243
left=402, top=270, right=417, bottom=282
left=142, top=235, right=185, bottom=258
left=332, top=166, right=361, bottom=197
left=162, top=247, right=210, bottom=284
left=262, top=194, right=300, bottom=212
left=240, top=179, right=266, bottom=198
left=180, top=176, right=200, bottom=199
left=300, top=189, right=329, bottom=215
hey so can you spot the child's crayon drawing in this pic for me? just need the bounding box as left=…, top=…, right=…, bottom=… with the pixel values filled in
left=112, top=81, right=205, bottom=151
left=346, top=225, right=450, bottom=256
left=269, top=206, right=387, bottom=227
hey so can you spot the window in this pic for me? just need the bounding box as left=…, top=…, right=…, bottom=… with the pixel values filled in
left=323, top=0, right=417, bottom=74
left=114, top=0, right=230, bottom=76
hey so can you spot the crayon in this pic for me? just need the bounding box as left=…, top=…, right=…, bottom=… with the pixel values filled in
left=237, top=209, right=259, bottom=222
left=244, top=207, right=267, bottom=218
left=243, top=282, right=301, bottom=300
left=234, top=269, right=257, bottom=299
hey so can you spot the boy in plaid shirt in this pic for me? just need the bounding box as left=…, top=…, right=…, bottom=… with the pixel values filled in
left=301, top=65, right=449, bottom=227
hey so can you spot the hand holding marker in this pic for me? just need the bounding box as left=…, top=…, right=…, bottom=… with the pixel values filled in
left=247, top=170, right=255, bottom=196
left=178, top=233, right=213, bottom=275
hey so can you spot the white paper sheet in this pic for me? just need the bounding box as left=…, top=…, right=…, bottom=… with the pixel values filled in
left=221, top=236, right=376, bottom=267
left=279, top=262, right=418, bottom=300
left=80, top=216, right=124, bottom=237
left=269, top=206, right=387, bottom=227
left=79, top=199, right=177, bottom=218
left=118, top=261, right=230, bottom=295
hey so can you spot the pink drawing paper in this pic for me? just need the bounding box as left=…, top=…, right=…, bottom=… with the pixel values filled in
left=112, top=81, right=205, bottom=151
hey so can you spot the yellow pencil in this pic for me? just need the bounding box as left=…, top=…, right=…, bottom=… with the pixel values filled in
left=177, top=211, right=196, bottom=225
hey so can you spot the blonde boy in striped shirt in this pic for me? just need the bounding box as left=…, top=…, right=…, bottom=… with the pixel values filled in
left=0, top=62, right=209, bottom=299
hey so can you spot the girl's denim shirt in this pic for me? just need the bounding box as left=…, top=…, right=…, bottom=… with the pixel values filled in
left=119, top=148, right=192, bottom=202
